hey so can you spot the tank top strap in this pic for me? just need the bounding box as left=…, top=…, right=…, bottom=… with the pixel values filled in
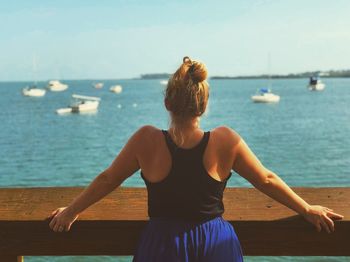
left=196, top=131, right=210, bottom=156
left=161, top=130, right=210, bottom=156
left=161, top=130, right=177, bottom=156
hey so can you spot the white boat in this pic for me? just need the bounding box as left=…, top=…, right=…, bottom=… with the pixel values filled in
left=308, top=76, right=325, bottom=91
left=23, top=56, right=46, bottom=97
left=160, top=80, right=168, bottom=85
left=47, top=80, right=68, bottom=92
left=251, top=88, right=280, bottom=103
left=93, top=82, right=104, bottom=89
left=56, top=94, right=101, bottom=114
left=251, top=54, right=280, bottom=103
left=22, top=86, right=46, bottom=97
left=110, top=85, right=122, bottom=93
left=56, top=107, right=73, bottom=114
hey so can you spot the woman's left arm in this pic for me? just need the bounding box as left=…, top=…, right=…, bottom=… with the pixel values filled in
left=231, top=134, right=344, bottom=233
left=49, top=127, right=145, bottom=232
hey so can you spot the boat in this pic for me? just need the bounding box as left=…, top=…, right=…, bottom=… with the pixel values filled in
left=93, top=82, right=104, bottom=89
left=56, top=94, right=101, bottom=114
left=308, top=76, right=325, bottom=91
left=56, top=108, right=73, bottom=114
left=22, top=85, right=46, bottom=97
left=251, top=54, right=280, bottom=103
left=110, top=85, right=122, bottom=93
left=22, top=56, right=46, bottom=97
left=160, top=80, right=168, bottom=85
left=47, top=80, right=68, bottom=92
left=251, top=88, right=280, bottom=103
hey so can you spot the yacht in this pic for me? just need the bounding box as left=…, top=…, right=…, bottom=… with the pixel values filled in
left=110, top=85, right=122, bottom=93
left=56, top=94, right=100, bottom=114
left=47, top=80, right=68, bottom=92
left=308, top=76, right=325, bottom=91
left=22, top=85, right=46, bottom=97
left=251, top=88, right=280, bottom=103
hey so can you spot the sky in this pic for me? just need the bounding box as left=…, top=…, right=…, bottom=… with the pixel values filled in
left=0, top=0, right=349, bottom=81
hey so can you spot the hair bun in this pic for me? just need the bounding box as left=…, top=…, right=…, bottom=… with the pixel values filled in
left=182, top=56, right=208, bottom=83
left=182, top=56, right=207, bottom=83
left=188, top=61, right=208, bottom=83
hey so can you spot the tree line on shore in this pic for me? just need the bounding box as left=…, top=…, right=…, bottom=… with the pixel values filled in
left=140, top=69, right=350, bottom=80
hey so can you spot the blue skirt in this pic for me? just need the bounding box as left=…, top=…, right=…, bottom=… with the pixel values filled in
left=133, top=216, right=243, bottom=262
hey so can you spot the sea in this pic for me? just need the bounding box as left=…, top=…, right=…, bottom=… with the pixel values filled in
left=0, top=78, right=349, bottom=262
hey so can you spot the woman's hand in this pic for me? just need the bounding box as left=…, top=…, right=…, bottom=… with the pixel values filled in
left=48, top=207, right=79, bottom=233
left=302, top=205, right=344, bottom=233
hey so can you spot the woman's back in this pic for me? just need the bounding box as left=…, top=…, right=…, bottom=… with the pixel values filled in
left=139, top=125, right=239, bottom=185
left=140, top=127, right=232, bottom=220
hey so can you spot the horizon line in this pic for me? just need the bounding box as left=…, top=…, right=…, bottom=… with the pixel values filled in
left=1, top=68, right=349, bottom=83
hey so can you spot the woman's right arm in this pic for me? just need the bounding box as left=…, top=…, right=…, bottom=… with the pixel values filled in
left=226, top=128, right=344, bottom=233
left=48, top=126, right=149, bottom=232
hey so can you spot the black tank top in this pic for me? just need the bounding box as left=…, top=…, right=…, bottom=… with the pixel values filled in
left=141, top=130, right=232, bottom=221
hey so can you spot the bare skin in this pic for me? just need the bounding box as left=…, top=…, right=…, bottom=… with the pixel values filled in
left=49, top=118, right=344, bottom=233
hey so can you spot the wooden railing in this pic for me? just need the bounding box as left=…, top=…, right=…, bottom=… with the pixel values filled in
left=0, top=187, right=349, bottom=261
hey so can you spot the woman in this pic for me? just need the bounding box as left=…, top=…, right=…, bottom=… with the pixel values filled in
left=49, top=57, right=344, bottom=261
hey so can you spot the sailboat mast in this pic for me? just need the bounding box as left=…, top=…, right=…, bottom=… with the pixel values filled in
left=267, top=52, right=271, bottom=89
left=33, top=55, right=37, bottom=86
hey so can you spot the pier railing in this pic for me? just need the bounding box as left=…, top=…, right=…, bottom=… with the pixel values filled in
left=0, top=187, right=349, bottom=261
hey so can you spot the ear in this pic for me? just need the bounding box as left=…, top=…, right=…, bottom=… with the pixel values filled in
left=164, top=98, right=170, bottom=111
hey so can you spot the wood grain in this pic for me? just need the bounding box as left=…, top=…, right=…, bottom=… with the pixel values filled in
left=0, top=187, right=349, bottom=256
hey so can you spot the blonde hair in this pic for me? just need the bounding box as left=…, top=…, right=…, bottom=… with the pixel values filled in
left=165, top=56, right=209, bottom=145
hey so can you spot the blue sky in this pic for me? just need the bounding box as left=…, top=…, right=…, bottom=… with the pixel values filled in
left=0, top=0, right=349, bottom=81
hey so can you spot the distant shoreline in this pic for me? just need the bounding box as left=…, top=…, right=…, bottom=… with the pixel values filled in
left=210, top=75, right=350, bottom=80
left=140, top=69, right=350, bottom=80
left=1, top=69, right=350, bottom=82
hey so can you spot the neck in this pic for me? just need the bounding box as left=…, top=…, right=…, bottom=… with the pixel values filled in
left=168, top=116, right=202, bottom=146
left=169, top=116, right=200, bottom=133
left=169, top=117, right=200, bottom=137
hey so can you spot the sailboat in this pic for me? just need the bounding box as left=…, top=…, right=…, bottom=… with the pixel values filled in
left=22, top=56, right=46, bottom=97
left=251, top=53, right=280, bottom=103
left=251, top=88, right=280, bottom=103
left=22, top=86, right=46, bottom=97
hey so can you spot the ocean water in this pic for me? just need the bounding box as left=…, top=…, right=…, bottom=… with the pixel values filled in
left=0, top=78, right=349, bottom=262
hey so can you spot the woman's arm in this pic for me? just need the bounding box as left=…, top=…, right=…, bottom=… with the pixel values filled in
left=229, top=129, right=344, bottom=233
left=48, top=127, right=146, bottom=232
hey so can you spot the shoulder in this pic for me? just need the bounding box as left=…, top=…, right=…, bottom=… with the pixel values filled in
left=210, top=126, right=242, bottom=150
left=129, top=125, right=162, bottom=144
left=122, top=125, right=161, bottom=153
left=134, top=125, right=160, bottom=137
left=126, top=125, right=164, bottom=158
left=211, top=126, right=241, bottom=140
